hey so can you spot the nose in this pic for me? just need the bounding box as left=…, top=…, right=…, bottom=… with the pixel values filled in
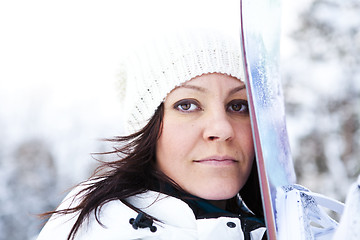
left=203, top=110, right=235, bottom=142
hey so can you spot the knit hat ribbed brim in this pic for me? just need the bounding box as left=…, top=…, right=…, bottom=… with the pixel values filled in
left=119, top=27, right=244, bottom=134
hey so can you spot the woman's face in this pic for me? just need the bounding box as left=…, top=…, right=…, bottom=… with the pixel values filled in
left=156, top=73, right=255, bottom=201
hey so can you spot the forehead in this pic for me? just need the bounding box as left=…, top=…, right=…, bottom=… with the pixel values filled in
left=174, top=73, right=245, bottom=93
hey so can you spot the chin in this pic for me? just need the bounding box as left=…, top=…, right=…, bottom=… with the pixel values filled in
left=196, top=187, right=241, bottom=201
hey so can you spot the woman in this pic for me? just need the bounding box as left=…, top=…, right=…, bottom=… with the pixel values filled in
left=37, top=28, right=267, bottom=240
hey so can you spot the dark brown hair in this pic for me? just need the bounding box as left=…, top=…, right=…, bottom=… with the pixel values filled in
left=42, top=103, right=263, bottom=240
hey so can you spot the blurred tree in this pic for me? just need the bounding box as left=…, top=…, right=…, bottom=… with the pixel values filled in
left=0, top=139, right=61, bottom=240
left=283, top=0, right=360, bottom=200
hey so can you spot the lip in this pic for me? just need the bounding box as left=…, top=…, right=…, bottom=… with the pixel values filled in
left=193, top=156, right=238, bottom=166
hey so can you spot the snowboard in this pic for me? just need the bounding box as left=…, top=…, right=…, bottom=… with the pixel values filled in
left=239, top=0, right=296, bottom=239
left=240, top=0, right=344, bottom=239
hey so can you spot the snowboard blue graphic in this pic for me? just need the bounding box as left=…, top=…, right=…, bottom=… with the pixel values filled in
left=240, top=0, right=344, bottom=239
left=240, top=0, right=297, bottom=238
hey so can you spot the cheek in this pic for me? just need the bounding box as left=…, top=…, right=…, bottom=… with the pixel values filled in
left=236, top=122, right=255, bottom=157
left=156, top=119, right=197, bottom=170
left=246, top=130, right=255, bottom=158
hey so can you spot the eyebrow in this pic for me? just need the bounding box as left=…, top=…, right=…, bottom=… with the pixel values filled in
left=229, top=85, right=246, bottom=95
left=180, top=84, right=207, bottom=92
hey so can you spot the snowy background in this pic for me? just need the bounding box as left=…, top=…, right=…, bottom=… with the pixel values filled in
left=0, top=0, right=359, bottom=239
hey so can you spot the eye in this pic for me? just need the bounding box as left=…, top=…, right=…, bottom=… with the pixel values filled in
left=174, top=99, right=201, bottom=112
left=227, top=100, right=249, bottom=114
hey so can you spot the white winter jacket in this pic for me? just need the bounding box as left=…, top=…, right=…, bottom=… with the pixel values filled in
left=37, top=187, right=266, bottom=240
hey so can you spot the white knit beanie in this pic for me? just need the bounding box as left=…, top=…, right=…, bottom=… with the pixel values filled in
left=119, top=27, right=244, bottom=134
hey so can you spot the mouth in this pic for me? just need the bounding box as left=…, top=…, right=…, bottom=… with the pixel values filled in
left=193, top=156, right=238, bottom=166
